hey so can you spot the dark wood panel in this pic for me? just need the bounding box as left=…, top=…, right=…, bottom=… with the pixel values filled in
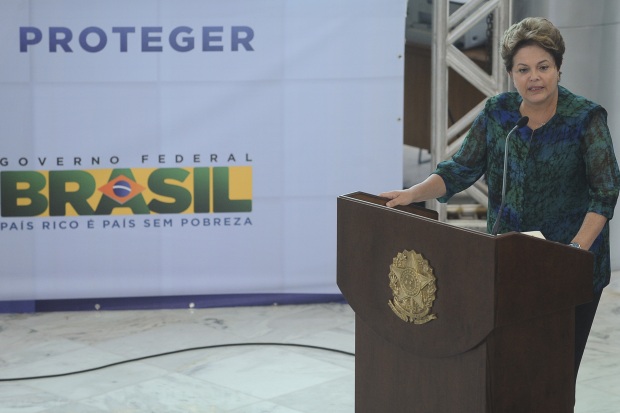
left=403, top=42, right=488, bottom=150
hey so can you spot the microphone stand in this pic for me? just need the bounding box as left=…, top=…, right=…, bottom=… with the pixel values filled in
left=491, top=116, right=529, bottom=236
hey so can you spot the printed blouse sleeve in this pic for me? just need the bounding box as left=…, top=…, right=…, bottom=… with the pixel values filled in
left=434, top=107, right=489, bottom=203
left=583, top=107, right=620, bottom=219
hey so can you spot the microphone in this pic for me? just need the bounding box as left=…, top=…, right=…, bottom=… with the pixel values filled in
left=491, top=116, right=529, bottom=236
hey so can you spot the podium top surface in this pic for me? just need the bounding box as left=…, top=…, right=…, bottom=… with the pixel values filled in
left=339, top=191, right=440, bottom=220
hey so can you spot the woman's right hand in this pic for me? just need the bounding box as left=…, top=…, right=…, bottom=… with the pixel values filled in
left=379, top=189, right=415, bottom=208
left=379, top=175, right=447, bottom=208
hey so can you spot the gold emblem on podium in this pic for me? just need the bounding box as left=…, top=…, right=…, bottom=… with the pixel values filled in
left=388, top=250, right=437, bottom=324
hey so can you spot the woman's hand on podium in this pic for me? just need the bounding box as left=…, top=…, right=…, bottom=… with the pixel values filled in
left=380, top=174, right=447, bottom=208
left=379, top=189, right=416, bottom=208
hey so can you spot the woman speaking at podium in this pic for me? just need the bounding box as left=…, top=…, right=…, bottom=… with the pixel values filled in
left=380, top=17, right=620, bottom=380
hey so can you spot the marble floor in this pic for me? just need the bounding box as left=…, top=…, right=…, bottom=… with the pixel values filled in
left=1, top=274, right=619, bottom=413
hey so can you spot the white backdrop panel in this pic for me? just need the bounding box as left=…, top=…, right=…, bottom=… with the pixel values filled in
left=0, top=0, right=406, bottom=301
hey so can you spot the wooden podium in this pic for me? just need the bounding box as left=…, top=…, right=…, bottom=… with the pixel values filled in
left=337, top=192, right=594, bottom=413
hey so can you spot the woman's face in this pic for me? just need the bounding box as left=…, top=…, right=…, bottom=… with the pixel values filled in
left=509, top=44, right=559, bottom=107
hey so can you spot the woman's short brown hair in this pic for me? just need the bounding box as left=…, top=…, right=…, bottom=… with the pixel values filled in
left=501, top=17, right=565, bottom=72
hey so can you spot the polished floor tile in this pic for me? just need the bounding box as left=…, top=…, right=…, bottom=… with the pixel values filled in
left=0, top=274, right=618, bottom=413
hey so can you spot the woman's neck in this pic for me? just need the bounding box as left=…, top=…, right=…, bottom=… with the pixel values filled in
left=520, top=92, right=558, bottom=130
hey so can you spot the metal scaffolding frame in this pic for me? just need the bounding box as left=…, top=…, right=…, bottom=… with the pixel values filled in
left=429, top=0, right=513, bottom=221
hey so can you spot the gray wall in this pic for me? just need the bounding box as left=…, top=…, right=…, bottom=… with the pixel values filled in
left=515, top=0, right=620, bottom=269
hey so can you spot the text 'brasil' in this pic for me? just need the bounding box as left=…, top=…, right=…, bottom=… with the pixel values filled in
left=1, top=166, right=252, bottom=217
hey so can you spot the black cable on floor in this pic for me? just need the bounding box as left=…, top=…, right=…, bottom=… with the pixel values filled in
left=0, top=342, right=355, bottom=382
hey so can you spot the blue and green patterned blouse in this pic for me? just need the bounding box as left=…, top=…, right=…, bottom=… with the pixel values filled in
left=434, top=86, right=620, bottom=293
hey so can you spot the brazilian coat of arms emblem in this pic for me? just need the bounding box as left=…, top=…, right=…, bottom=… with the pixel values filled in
left=388, top=250, right=437, bottom=324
